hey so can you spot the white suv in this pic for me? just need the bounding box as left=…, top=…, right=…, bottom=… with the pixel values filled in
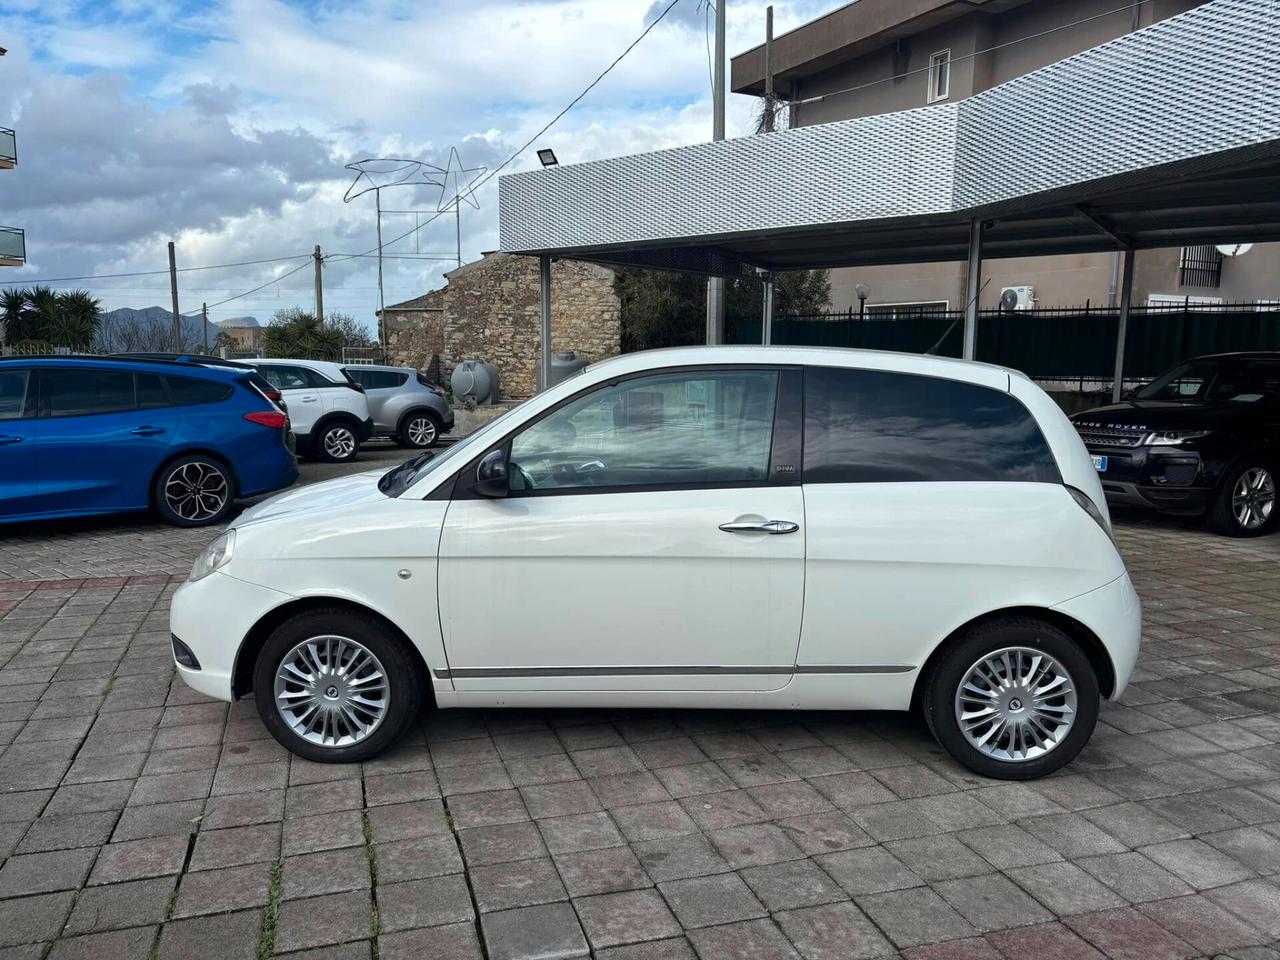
left=249, top=359, right=373, bottom=462
left=173, top=346, right=1140, bottom=779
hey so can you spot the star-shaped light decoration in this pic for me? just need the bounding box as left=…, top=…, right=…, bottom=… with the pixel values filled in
left=435, top=147, right=486, bottom=213
left=342, top=158, right=446, bottom=203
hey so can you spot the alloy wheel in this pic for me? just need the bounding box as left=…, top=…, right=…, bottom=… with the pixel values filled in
left=163, top=461, right=229, bottom=522
left=406, top=416, right=437, bottom=447
left=273, top=635, right=389, bottom=747
left=323, top=426, right=356, bottom=460
left=1232, top=467, right=1275, bottom=531
left=954, top=646, right=1077, bottom=763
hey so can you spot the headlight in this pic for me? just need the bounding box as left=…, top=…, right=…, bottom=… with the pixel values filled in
left=1143, top=430, right=1211, bottom=446
left=190, top=530, right=235, bottom=582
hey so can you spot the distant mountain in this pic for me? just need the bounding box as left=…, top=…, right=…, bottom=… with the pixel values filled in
left=98, top=306, right=231, bottom=351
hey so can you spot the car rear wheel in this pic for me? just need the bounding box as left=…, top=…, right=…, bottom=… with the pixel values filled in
left=398, top=410, right=441, bottom=449
left=253, top=608, right=423, bottom=763
left=1207, top=462, right=1277, bottom=537
left=317, top=421, right=360, bottom=463
left=922, top=617, right=1099, bottom=780
left=153, top=455, right=236, bottom=527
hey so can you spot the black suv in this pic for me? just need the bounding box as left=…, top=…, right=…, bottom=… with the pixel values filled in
left=1071, top=352, right=1280, bottom=536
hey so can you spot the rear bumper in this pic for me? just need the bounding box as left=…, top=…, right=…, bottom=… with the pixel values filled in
left=359, top=417, right=374, bottom=441
left=1052, top=573, right=1142, bottom=700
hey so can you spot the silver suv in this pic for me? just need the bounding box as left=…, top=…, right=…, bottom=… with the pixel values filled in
left=342, top=364, right=454, bottom=448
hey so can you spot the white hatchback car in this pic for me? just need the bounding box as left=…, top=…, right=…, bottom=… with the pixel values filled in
left=172, top=347, right=1140, bottom=779
left=249, top=359, right=374, bottom=462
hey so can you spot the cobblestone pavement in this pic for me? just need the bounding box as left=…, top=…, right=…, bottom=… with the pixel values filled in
left=1, top=474, right=1279, bottom=958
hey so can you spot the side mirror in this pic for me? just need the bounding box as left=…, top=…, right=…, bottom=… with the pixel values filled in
left=475, top=448, right=509, bottom=498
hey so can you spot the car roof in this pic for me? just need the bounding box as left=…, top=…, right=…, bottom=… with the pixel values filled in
left=250, top=358, right=345, bottom=374
left=344, top=363, right=411, bottom=373
left=1186, top=351, right=1280, bottom=362
left=0, top=355, right=247, bottom=381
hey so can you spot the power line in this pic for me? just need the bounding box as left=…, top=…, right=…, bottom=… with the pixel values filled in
left=0, top=253, right=313, bottom=286
left=205, top=260, right=314, bottom=309
left=335, top=0, right=685, bottom=261
left=797, top=0, right=1156, bottom=106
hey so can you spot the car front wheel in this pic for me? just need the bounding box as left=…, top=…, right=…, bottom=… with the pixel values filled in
left=253, top=608, right=423, bottom=763
left=922, top=617, right=1099, bottom=780
left=1207, top=462, right=1277, bottom=537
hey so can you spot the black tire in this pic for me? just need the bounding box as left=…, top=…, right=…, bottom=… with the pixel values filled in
left=253, top=607, right=423, bottom=763
left=922, top=616, right=1100, bottom=780
left=315, top=419, right=361, bottom=463
left=1206, top=460, right=1278, bottom=538
left=397, top=409, right=441, bottom=449
left=152, top=454, right=236, bottom=527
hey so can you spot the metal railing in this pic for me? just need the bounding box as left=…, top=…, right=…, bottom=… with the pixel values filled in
left=0, top=226, right=25, bottom=265
left=0, top=128, right=14, bottom=169
left=728, top=301, right=1280, bottom=382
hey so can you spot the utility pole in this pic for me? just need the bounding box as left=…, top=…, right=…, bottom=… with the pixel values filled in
left=313, top=245, right=324, bottom=323
left=167, top=241, right=181, bottom=351
left=705, top=0, right=727, bottom=345
left=763, top=5, right=775, bottom=133
left=201, top=302, right=209, bottom=354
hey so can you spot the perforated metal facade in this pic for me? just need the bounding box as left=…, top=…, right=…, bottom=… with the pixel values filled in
left=499, top=0, right=1280, bottom=267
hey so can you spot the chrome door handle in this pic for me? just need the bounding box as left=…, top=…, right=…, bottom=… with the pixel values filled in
left=719, top=519, right=799, bottom=535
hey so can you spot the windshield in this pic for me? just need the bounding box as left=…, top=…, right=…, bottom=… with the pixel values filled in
left=377, top=401, right=526, bottom=498
left=1136, top=358, right=1280, bottom=403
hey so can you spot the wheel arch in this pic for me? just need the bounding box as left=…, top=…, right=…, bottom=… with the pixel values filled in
left=909, top=605, right=1116, bottom=711
left=231, top=595, right=435, bottom=703
left=149, top=447, right=241, bottom=507
left=396, top=405, right=443, bottom=436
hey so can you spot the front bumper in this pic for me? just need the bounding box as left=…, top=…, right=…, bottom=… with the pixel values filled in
left=170, top=571, right=293, bottom=701
left=1086, top=444, right=1212, bottom=514
left=1052, top=572, right=1142, bottom=699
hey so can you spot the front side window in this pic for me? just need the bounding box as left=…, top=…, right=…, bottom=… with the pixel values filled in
left=257, top=365, right=312, bottom=390
left=928, top=49, right=951, bottom=102
left=45, top=369, right=135, bottom=418
left=509, top=369, right=778, bottom=493
left=804, top=366, right=1059, bottom=483
left=1137, top=359, right=1280, bottom=403
left=0, top=370, right=30, bottom=420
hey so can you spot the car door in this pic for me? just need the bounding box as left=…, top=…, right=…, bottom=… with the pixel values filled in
left=0, top=367, right=38, bottom=517
left=437, top=366, right=805, bottom=692
left=36, top=367, right=178, bottom=513
left=258, top=365, right=320, bottom=434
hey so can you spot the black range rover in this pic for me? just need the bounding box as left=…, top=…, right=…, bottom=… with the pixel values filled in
left=1071, top=351, right=1280, bottom=537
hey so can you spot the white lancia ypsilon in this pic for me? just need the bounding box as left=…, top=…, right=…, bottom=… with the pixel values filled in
left=171, top=347, right=1140, bottom=780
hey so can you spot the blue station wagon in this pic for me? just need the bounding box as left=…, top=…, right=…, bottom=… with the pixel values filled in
left=0, top=357, right=299, bottom=527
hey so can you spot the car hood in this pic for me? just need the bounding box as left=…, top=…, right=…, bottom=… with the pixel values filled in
left=234, top=469, right=386, bottom=526
left=1071, top=399, right=1256, bottom=431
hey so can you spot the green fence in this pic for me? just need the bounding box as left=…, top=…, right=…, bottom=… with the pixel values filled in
left=729, top=304, right=1280, bottom=382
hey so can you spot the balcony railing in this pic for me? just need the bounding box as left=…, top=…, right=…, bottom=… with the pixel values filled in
left=0, top=128, right=13, bottom=169
left=0, top=226, right=25, bottom=266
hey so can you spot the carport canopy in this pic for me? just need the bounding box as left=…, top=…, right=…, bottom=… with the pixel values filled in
left=498, top=0, right=1280, bottom=397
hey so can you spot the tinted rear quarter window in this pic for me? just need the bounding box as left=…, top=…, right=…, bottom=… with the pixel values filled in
left=803, top=366, right=1059, bottom=483
left=165, top=376, right=232, bottom=406
left=45, top=369, right=135, bottom=418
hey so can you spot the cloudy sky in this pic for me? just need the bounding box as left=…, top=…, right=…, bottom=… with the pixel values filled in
left=1, top=0, right=828, bottom=329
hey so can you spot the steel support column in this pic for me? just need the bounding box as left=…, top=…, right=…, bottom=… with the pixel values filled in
left=762, top=274, right=775, bottom=345
left=539, top=254, right=552, bottom=392
left=963, top=219, right=983, bottom=360
left=1111, top=247, right=1136, bottom=402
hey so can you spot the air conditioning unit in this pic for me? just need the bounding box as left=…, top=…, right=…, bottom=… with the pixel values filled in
left=999, top=285, right=1036, bottom=311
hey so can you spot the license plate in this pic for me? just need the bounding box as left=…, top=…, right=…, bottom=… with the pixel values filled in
left=1091, top=455, right=1108, bottom=472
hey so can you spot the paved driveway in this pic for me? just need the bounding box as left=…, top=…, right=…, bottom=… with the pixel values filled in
left=1, top=457, right=1278, bottom=960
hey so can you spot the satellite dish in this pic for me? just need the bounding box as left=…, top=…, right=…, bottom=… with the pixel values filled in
left=1216, top=242, right=1253, bottom=257
left=999, top=288, right=1020, bottom=312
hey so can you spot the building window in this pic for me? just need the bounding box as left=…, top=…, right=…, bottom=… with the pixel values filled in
left=1178, top=245, right=1223, bottom=288
left=928, top=50, right=951, bottom=103
left=865, top=301, right=949, bottom=320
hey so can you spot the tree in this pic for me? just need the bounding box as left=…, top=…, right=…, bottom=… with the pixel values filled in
left=0, top=286, right=100, bottom=348
left=263, top=308, right=346, bottom=360
left=323, top=312, right=376, bottom=349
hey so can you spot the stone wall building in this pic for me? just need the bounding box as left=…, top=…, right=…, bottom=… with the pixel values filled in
left=380, top=292, right=446, bottom=380
left=387, top=252, right=621, bottom=398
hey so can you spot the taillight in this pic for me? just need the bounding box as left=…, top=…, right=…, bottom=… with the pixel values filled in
left=244, top=410, right=288, bottom=429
